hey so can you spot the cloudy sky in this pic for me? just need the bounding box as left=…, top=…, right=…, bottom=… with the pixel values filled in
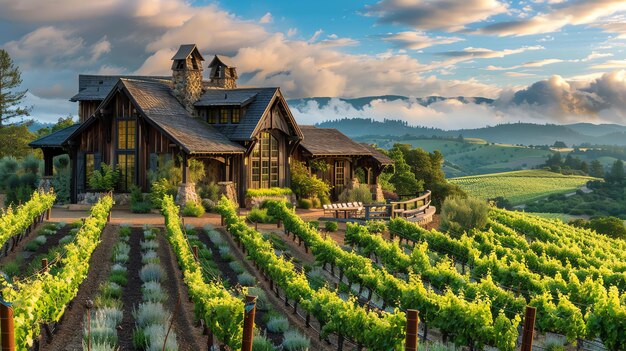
left=2, top=0, right=626, bottom=128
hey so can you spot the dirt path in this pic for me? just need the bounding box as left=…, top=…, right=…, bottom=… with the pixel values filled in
left=156, top=227, right=207, bottom=351
left=47, top=224, right=118, bottom=351
left=215, top=227, right=333, bottom=351
left=117, top=226, right=143, bottom=350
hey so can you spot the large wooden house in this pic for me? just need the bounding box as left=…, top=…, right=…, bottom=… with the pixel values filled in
left=30, top=44, right=391, bottom=205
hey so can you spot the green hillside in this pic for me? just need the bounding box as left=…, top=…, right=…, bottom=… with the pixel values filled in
left=367, top=137, right=553, bottom=176
left=449, top=170, right=598, bottom=205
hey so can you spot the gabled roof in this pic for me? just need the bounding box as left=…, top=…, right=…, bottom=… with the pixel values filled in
left=121, top=79, right=245, bottom=155
left=195, top=89, right=258, bottom=107
left=172, top=44, right=204, bottom=61
left=70, top=75, right=171, bottom=101
left=299, top=126, right=372, bottom=156
left=200, top=87, right=300, bottom=141
left=70, top=78, right=245, bottom=155
left=29, top=124, right=80, bottom=148
left=360, top=143, right=393, bottom=165
left=208, top=55, right=234, bottom=68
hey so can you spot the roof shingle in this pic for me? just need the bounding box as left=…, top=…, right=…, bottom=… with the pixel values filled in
left=299, top=126, right=372, bottom=156
left=121, top=78, right=245, bottom=155
left=29, top=124, right=80, bottom=148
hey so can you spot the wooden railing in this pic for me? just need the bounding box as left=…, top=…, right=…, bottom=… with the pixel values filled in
left=361, top=191, right=432, bottom=221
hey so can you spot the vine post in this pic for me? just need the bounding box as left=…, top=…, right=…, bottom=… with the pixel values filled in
left=0, top=301, right=15, bottom=351
left=405, top=309, right=419, bottom=351
left=241, top=295, right=257, bottom=351
left=41, top=258, right=48, bottom=272
left=521, top=306, right=536, bottom=351
left=192, top=245, right=199, bottom=261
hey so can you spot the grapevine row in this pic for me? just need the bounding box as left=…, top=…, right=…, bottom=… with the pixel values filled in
left=389, top=216, right=626, bottom=349
left=161, top=195, right=245, bottom=350
left=216, top=197, right=407, bottom=350
left=0, top=189, right=55, bottom=249
left=0, top=193, right=112, bottom=350
left=264, top=200, right=519, bottom=351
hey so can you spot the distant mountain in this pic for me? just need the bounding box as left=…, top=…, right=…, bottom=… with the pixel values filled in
left=314, top=118, right=626, bottom=146
left=287, top=95, right=494, bottom=110
left=19, top=120, right=53, bottom=132
left=287, top=95, right=626, bottom=146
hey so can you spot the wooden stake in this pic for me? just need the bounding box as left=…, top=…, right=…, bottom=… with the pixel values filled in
left=405, top=309, right=419, bottom=351
left=0, top=303, right=15, bottom=351
left=41, top=258, right=48, bottom=272
left=192, top=245, right=199, bottom=261
left=241, top=295, right=257, bottom=351
left=521, top=306, right=536, bottom=351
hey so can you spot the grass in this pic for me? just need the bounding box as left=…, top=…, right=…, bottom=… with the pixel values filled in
left=449, top=170, right=598, bottom=205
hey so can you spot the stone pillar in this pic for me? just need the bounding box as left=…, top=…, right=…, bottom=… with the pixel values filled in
left=371, top=184, right=385, bottom=203
left=218, top=181, right=238, bottom=206
left=176, top=182, right=199, bottom=205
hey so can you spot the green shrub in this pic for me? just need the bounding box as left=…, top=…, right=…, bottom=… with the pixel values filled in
left=182, top=201, right=205, bottom=217
left=252, top=334, right=275, bottom=351
left=109, top=271, right=128, bottom=286
left=366, top=220, right=386, bottom=233
left=324, top=221, right=338, bottom=232
left=266, top=316, right=289, bottom=333
left=338, top=184, right=374, bottom=204
left=88, top=163, right=119, bottom=192
left=281, top=330, right=310, bottom=351
left=198, top=182, right=220, bottom=201
left=237, top=272, right=256, bottom=286
left=297, top=199, right=312, bottom=209
left=149, top=178, right=172, bottom=210
left=130, top=185, right=152, bottom=213
left=307, top=221, right=319, bottom=230
left=290, top=160, right=330, bottom=200
left=246, top=187, right=292, bottom=198
left=439, top=196, right=488, bottom=236
left=247, top=207, right=274, bottom=223
left=310, top=197, right=321, bottom=208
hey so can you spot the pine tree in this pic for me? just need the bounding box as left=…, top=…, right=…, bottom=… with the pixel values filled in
left=606, top=160, right=625, bottom=183
left=0, top=49, right=31, bottom=126
left=590, top=160, right=604, bottom=178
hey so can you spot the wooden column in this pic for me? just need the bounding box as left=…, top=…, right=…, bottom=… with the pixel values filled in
left=0, top=302, right=15, bottom=351
left=42, top=149, right=54, bottom=177
left=241, top=295, right=257, bottom=351
left=182, top=153, right=189, bottom=184
left=405, top=309, right=419, bottom=351
left=521, top=306, right=536, bottom=351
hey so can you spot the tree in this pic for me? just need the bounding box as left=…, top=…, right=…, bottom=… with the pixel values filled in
left=0, top=123, right=35, bottom=158
left=606, top=160, right=624, bottom=183
left=553, top=141, right=567, bottom=148
left=0, top=49, right=31, bottom=126
left=590, top=160, right=604, bottom=178
left=388, top=147, right=422, bottom=196
left=33, top=115, right=76, bottom=139
left=439, top=196, right=489, bottom=236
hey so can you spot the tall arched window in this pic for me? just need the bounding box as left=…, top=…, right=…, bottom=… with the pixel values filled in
left=251, top=132, right=279, bottom=188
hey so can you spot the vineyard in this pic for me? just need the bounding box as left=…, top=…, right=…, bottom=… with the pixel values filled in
left=0, top=190, right=625, bottom=350
left=449, top=170, right=597, bottom=205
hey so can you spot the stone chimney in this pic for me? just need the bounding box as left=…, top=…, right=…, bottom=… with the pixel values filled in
left=207, top=55, right=238, bottom=89
left=171, top=44, right=205, bottom=114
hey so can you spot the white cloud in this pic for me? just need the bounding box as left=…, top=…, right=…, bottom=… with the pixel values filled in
left=260, top=12, right=273, bottom=24
left=364, top=0, right=508, bottom=32
left=382, top=31, right=464, bottom=50
left=591, top=60, right=626, bottom=69
left=486, top=58, right=565, bottom=71
left=477, top=0, right=626, bottom=36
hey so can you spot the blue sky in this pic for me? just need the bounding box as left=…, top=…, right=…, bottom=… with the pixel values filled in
left=1, top=0, right=626, bottom=128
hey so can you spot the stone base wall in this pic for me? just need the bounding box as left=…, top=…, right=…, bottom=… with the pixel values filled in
left=218, top=181, right=238, bottom=206
left=176, top=182, right=199, bottom=205
left=78, top=192, right=130, bottom=205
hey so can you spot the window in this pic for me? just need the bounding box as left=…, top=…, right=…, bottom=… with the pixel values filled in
left=220, top=109, right=229, bottom=124
left=117, top=116, right=136, bottom=192
left=117, top=154, right=135, bottom=192
left=117, top=120, right=136, bottom=149
left=232, top=109, right=240, bottom=124
left=207, top=109, right=218, bottom=124
left=86, top=154, right=95, bottom=182
left=250, top=132, right=279, bottom=189
left=335, top=161, right=345, bottom=194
